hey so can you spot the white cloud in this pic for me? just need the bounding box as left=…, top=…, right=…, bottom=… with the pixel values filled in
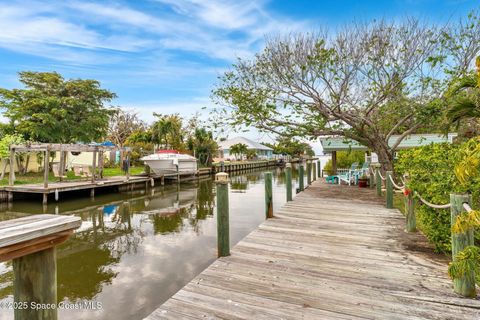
left=0, top=1, right=309, bottom=63
left=122, top=97, right=212, bottom=123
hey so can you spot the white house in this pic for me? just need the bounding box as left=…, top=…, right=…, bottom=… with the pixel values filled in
left=217, top=137, right=273, bottom=160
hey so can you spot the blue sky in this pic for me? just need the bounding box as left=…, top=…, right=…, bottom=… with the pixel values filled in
left=0, top=0, right=476, bottom=142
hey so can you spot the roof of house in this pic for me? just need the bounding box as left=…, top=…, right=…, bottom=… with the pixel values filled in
left=218, top=137, right=273, bottom=151
left=320, top=133, right=458, bottom=152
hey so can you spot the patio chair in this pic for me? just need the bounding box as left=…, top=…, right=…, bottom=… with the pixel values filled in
left=353, top=161, right=370, bottom=184
left=337, top=162, right=359, bottom=185
left=51, top=163, right=67, bottom=179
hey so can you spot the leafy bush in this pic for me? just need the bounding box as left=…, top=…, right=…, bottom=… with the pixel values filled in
left=323, top=150, right=365, bottom=175
left=396, top=140, right=480, bottom=253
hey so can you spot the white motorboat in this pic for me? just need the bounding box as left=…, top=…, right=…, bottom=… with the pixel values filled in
left=141, top=150, right=198, bottom=175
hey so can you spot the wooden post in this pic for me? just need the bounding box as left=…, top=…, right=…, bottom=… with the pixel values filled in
left=404, top=174, right=416, bottom=232
left=386, top=171, right=393, bottom=209
left=9, top=148, right=15, bottom=186
left=299, top=164, right=304, bottom=192
left=369, top=170, right=374, bottom=189
left=126, top=154, right=130, bottom=181
left=375, top=167, right=382, bottom=197
left=306, top=161, right=312, bottom=185
left=98, top=150, right=104, bottom=179
left=265, top=172, right=273, bottom=219
left=312, top=162, right=317, bottom=182
left=285, top=163, right=292, bottom=202
left=215, top=173, right=230, bottom=257
left=450, top=193, right=475, bottom=297
left=44, top=148, right=49, bottom=189
left=14, top=248, right=57, bottom=320
left=91, top=148, right=97, bottom=183
left=331, top=151, right=337, bottom=175
left=405, top=191, right=416, bottom=232
left=317, top=161, right=321, bottom=178
left=58, top=149, right=64, bottom=182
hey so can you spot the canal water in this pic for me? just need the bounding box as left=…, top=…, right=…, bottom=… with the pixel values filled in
left=0, top=167, right=304, bottom=320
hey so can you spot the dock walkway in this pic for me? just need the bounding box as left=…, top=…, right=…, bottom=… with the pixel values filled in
left=146, top=180, right=480, bottom=319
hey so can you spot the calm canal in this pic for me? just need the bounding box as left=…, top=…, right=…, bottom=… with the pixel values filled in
left=0, top=167, right=304, bottom=320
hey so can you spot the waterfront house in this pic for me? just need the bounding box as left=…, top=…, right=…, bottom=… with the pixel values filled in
left=217, top=137, right=273, bottom=160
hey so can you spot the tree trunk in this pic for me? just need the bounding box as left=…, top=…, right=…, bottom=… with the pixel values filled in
left=375, top=146, right=394, bottom=173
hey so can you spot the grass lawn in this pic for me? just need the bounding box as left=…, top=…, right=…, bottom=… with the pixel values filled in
left=0, top=166, right=145, bottom=186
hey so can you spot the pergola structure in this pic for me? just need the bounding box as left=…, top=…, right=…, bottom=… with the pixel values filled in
left=8, top=143, right=130, bottom=188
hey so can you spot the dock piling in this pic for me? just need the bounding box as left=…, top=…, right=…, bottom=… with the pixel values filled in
left=386, top=171, right=393, bottom=208
left=375, top=166, right=382, bottom=197
left=215, top=173, right=230, bottom=257
left=299, top=164, right=305, bottom=192
left=307, top=161, right=312, bottom=185
left=285, top=163, right=292, bottom=202
left=450, top=193, right=475, bottom=297
left=265, top=172, right=273, bottom=219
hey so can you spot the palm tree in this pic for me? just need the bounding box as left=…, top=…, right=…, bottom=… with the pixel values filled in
left=229, top=143, right=248, bottom=160
left=446, top=56, right=480, bottom=124
left=188, top=128, right=218, bottom=166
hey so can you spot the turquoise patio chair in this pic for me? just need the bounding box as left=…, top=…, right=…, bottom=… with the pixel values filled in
left=337, top=162, right=359, bottom=186
left=353, top=161, right=370, bottom=184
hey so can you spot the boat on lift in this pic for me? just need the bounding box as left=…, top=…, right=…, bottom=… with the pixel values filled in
left=140, top=150, right=198, bottom=175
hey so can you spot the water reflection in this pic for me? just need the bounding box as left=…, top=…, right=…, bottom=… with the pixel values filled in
left=0, top=167, right=304, bottom=320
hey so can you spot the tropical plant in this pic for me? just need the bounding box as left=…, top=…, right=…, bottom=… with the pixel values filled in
left=229, top=143, right=248, bottom=160
left=245, top=149, right=257, bottom=160
left=151, top=113, right=185, bottom=151
left=0, top=134, right=25, bottom=178
left=187, top=128, right=218, bottom=166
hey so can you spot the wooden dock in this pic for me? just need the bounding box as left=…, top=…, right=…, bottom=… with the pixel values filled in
left=145, top=181, right=480, bottom=319
left=0, top=160, right=279, bottom=204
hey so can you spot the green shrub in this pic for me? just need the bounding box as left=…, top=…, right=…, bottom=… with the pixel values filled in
left=323, top=150, right=365, bottom=175
left=396, top=140, right=480, bottom=253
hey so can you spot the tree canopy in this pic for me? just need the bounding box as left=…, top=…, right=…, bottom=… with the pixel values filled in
left=0, top=71, right=115, bottom=143
left=213, top=12, right=480, bottom=170
left=264, top=136, right=314, bottom=157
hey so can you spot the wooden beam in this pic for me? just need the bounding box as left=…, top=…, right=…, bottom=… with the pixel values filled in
left=8, top=148, right=15, bottom=186
left=44, top=148, right=49, bottom=189
left=332, top=151, right=337, bottom=175
left=0, top=214, right=81, bottom=248
left=92, top=148, right=97, bottom=183
left=10, top=143, right=129, bottom=153
left=98, top=150, right=104, bottom=179
left=58, top=150, right=64, bottom=182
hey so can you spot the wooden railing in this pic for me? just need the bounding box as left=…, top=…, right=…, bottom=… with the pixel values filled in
left=372, top=166, right=477, bottom=298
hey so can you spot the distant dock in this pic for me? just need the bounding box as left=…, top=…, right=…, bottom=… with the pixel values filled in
left=0, top=160, right=278, bottom=204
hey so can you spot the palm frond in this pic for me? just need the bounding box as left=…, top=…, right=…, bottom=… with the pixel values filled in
left=446, top=74, right=478, bottom=97
left=447, top=97, right=480, bottom=123
left=452, top=210, right=480, bottom=234
left=448, top=246, right=480, bottom=286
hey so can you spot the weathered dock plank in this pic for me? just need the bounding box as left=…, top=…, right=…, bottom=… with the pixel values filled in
left=146, top=181, right=480, bottom=319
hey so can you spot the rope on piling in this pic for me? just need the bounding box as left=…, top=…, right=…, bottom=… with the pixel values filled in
left=388, top=174, right=405, bottom=191
left=414, top=191, right=451, bottom=209
left=377, top=170, right=386, bottom=181
left=463, top=203, right=473, bottom=213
